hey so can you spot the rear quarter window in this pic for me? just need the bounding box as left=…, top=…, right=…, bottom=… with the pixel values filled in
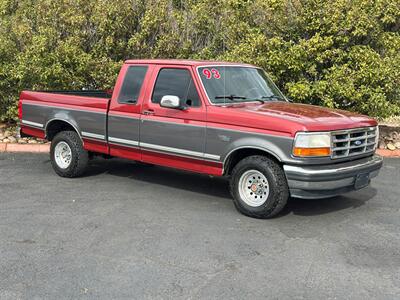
left=117, top=66, right=148, bottom=104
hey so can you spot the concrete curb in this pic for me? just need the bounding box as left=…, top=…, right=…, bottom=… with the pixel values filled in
left=376, top=149, right=400, bottom=157
left=0, top=143, right=399, bottom=157
left=0, top=143, right=50, bottom=153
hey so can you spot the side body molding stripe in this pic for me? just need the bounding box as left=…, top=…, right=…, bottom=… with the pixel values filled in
left=81, top=132, right=105, bottom=140
left=109, top=137, right=139, bottom=147
left=22, top=120, right=44, bottom=128
left=140, top=142, right=220, bottom=160
left=108, top=137, right=221, bottom=161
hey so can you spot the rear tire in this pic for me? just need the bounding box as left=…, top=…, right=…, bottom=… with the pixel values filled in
left=230, top=155, right=289, bottom=219
left=50, top=130, right=89, bottom=178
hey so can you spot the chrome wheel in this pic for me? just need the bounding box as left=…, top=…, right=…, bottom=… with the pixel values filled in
left=238, top=170, right=270, bottom=207
left=54, top=141, right=72, bottom=169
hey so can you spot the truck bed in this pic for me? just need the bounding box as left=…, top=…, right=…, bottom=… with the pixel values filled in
left=20, top=90, right=110, bottom=110
left=19, top=90, right=111, bottom=153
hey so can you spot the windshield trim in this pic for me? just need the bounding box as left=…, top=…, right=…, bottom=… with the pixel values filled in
left=195, top=65, right=288, bottom=106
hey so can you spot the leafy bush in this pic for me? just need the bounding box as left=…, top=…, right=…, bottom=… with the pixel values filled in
left=0, top=0, right=399, bottom=122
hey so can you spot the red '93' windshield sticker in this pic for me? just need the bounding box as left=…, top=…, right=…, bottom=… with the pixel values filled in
left=202, top=68, right=221, bottom=79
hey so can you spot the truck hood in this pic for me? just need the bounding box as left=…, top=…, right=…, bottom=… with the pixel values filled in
left=207, top=101, right=377, bottom=136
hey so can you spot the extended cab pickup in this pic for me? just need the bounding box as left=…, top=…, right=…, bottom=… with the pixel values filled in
left=19, top=59, right=383, bottom=218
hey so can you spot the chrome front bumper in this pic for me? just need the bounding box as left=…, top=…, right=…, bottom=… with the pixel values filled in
left=284, top=155, right=383, bottom=199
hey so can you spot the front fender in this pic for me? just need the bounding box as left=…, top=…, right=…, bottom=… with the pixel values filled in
left=205, top=127, right=294, bottom=163
left=221, top=135, right=294, bottom=163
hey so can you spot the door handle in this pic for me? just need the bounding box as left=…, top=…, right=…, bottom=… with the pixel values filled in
left=143, top=109, right=154, bottom=116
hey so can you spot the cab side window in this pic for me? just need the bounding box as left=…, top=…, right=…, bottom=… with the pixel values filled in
left=117, top=66, right=148, bottom=104
left=152, top=68, right=201, bottom=107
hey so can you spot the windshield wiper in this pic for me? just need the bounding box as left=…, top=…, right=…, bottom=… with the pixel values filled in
left=261, top=95, right=285, bottom=101
left=215, top=95, right=268, bottom=104
left=247, top=99, right=265, bottom=104
left=214, top=95, right=247, bottom=101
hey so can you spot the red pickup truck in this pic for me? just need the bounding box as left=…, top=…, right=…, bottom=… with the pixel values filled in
left=19, top=59, right=383, bottom=218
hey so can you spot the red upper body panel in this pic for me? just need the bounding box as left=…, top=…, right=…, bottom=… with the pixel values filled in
left=206, top=101, right=377, bottom=137
left=20, top=91, right=109, bottom=112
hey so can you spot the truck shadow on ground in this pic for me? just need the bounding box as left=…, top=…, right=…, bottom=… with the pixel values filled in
left=279, top=188, right=376, bottom=217
left=84, top=158, right=377, bottom=218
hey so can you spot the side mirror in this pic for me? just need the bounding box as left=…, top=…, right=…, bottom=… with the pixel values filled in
left=160, top=95, right=182, bottom=109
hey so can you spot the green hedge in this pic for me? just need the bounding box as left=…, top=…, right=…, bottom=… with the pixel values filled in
left=1, top=0, right=399, bottom=122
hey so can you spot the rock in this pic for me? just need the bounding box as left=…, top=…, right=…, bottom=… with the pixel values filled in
left=391, top=132, right=399, bottom=140
left=3, top=130, right=11, bottom=138
left=18, top=138, right=27, bottom=144
left=2, top=138, right=10, bottom=143
left=395, top=142, right=400, bottom=149
left=378, top=142, right=386, bottom=149
left=7, top=136, right=17, bottom=143
left=387, top=143, right=396, bottom=151
left=28, top=139, right=38, bottom=144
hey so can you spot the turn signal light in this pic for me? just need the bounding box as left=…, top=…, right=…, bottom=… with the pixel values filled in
left=293, top=147, right=331, bottom=157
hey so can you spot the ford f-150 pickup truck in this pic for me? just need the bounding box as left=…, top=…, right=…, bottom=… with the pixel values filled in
left=19, top=59, right=383, bottom=218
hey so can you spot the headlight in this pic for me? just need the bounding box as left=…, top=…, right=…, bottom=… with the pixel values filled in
left=293, top=132, right=331, bottom=157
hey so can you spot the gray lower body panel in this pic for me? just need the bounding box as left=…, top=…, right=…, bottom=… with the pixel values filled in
left=284, top=155, right=383, bottom=199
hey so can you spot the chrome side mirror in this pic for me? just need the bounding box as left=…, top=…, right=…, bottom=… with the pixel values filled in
left=160, top=95, right=181, bottom=109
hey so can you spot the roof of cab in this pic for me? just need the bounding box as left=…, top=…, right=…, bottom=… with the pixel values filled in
left=124, top=59, right=255, bottom=67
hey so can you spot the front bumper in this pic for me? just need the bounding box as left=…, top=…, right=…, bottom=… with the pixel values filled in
left=283, top=155, right=383, bottom=199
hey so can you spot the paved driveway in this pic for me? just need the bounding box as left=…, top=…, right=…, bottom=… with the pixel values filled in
left=0, top=153, right=399, bottom=299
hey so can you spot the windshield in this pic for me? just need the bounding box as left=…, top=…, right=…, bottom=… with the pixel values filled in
left=198, top=66, right=286, bottom=104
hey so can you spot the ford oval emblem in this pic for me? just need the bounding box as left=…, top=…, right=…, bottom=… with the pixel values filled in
left=354, top=140, right=362, bottom=146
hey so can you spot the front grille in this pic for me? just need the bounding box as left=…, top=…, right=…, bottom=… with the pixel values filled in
left=331, top=127, right=377, bottom=159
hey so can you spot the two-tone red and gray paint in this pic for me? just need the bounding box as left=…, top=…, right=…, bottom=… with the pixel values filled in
left=19, top=59, right=383, bottom=218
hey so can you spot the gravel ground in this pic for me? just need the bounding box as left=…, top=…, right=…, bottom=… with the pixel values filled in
left=0, top=153, right=399, bottom=299
left=0, top=125, right=47, bottom=145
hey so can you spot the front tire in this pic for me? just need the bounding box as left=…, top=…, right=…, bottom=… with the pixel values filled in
left=230, top=155, right=289, bottom=219
left=50, top=131, right=89, bottom=178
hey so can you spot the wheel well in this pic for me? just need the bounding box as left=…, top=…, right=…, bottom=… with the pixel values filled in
left=224, top=148, right=281, bottom=175
left=46, top=120, right=79, bottom=141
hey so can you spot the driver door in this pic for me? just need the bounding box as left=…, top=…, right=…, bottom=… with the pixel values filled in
left=140, top=65, right=208, bottom=173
